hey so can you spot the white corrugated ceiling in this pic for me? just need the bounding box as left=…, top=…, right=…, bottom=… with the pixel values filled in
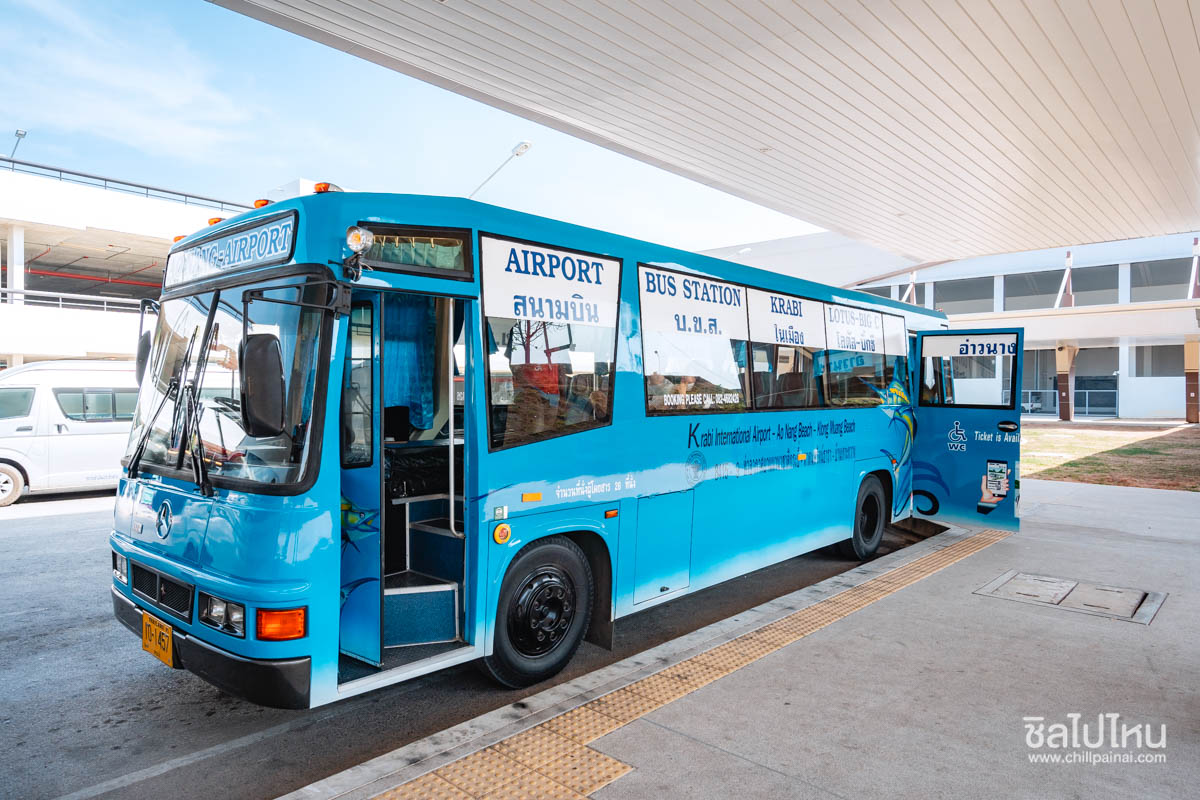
left=214, top=0, right=1200, bottom=262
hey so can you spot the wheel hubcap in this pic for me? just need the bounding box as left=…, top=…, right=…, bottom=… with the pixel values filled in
left=0, top=474, right=12, bottom=498
left=508, top=566, right=576, bottom=657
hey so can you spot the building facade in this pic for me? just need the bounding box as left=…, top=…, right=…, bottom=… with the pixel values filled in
left=706, top=232, right=1200, bottom=422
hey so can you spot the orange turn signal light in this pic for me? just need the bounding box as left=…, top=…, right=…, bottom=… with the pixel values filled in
left=604, top=509, right=619, bottom=519
left=257, top=607, right=306, bottom=640
left=208, top=217, right=224, bottom=226
left=493, top=523, right=512, bottom=545
left=253, top=198, right=271, bottom=208
left=521, top=492, right=541, bottom=503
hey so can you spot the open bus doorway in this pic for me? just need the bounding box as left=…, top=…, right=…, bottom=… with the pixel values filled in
left=338, top=291, right=470, bottom=683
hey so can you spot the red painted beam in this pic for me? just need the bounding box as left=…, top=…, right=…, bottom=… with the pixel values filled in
left=24, top=267, right=161, bottom=288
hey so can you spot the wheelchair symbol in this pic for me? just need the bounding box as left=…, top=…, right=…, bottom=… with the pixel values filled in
left=948, top=420, right=967, bottom=443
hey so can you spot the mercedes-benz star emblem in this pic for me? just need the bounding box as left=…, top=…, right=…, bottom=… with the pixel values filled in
left=155, top=501, right=173, bottom=539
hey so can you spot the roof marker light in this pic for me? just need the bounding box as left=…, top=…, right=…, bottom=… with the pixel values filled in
left=313, top=182, right=342, bottom=193
left=208, top=217, right=224, bottom=226
left=253, top=198, right=271, bottom=208
left=173, top=235, right=186, bottom=243
left=346, top=225, right=374, bottom=254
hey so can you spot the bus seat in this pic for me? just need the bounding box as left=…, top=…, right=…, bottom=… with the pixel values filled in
left=385, top=405, right=412, bottom=442
left=752, top=371, right=774, bottom=406
left=504, top=387, right=553, bottom=447
left=776, top=373, right=810, bottom=407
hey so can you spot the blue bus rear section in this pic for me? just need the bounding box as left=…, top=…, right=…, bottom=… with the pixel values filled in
left=109, top=192, right=1021, bottom=708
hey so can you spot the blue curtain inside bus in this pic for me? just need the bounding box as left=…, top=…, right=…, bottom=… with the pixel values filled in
left=383, top=293, right=437, bottom=430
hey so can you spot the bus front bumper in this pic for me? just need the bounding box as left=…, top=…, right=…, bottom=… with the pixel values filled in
left=112, top=588, right=311, bottom=709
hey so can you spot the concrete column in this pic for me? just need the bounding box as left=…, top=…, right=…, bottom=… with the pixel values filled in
left=1185, top=340, right=1199, bottom=424
left=1117, top=338, right=1131, bottom=419
left=924, top=282, right=934, bottom=309
left=1118, top=263, right=1131, bottom=304
left=890, top=284, right=899, bottom=301
left=1055, top=344, right=1078, bottom=421
left=993, top=274, right=1004, bottom=312
left=6, top=225, right=24, bottom=306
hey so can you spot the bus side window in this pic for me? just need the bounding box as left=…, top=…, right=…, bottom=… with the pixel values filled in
left=750, top=343, right=825, bottom=409
left=825, top=351, right=886, bottom=407
left=485, top=316, right=616, bottom=449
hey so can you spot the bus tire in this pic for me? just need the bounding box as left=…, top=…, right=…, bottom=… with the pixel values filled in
left=839, top=475, right=886, bottom=561
left=482, top=535, right=593, bottom=689
left=0, top=463, right=24, bottom=507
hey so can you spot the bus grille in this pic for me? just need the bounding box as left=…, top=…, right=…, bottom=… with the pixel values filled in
left=130, top=562, right=193, bottom=622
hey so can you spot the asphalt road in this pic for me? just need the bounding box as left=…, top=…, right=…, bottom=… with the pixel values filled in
left=1, top=492, right=918, bottom=800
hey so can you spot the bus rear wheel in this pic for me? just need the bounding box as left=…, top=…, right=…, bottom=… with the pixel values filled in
left=0, top=464, right=24, bottom=507
left=482, top=536, right=593, bottom=689
left=839, top=475, right=886, bottom=561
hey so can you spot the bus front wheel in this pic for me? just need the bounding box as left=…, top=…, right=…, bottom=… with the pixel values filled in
left=483, top=536, right=593, bottom=689
left=839, top=475, right=886, bottom=561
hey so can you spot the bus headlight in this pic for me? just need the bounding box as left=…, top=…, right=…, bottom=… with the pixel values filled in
left=112, top=551, right=128, bottom=584
left=346, top=225, right=374, bottom=254
left=199, top=593, right=245, bottom=637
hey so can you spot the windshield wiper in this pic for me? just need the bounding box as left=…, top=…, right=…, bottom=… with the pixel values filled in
left=127, top=376, right=179, bottom=480
left=180, top=322, right=219, bottom=497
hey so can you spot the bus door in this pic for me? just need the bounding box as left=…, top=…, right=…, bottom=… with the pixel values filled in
left=340, top=293, right=384, bottom=667
left=912, top=329, right=1023, bottom=531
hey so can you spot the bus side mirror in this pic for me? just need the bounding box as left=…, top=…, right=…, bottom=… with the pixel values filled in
left=135, top=332, right=152, bottom=385
left=240, top=334, right=286, bottom=437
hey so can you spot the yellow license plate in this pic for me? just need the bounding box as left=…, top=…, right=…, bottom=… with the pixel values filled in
left=141, top=611, right=174, bottom=667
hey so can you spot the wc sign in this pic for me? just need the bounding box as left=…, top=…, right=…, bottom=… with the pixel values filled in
left=947, top=420, right=967, bottom=452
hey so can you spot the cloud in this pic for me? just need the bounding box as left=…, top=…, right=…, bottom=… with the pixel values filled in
left=0, top=0, right=252, bottom=161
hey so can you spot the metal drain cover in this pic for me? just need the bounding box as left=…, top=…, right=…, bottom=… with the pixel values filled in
left=1059, top=584, right=1146, bottom=617
left=989, top=573, right=1077, bottom=604
left=975, top=570, right=1166, bottom=625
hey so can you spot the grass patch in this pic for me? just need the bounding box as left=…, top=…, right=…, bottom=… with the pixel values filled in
left=1022, top=423, right=1200, bottom=492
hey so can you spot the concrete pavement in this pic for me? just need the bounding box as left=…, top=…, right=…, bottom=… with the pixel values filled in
left=591, top=479, right=1198, bottom=799
left=0, top=489, right=882, bottom=800
left=315, top=479, right=1198, bottom=800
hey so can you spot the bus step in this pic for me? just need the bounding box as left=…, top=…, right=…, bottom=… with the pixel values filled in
left=383, top=570, right=459, bottom=647
left=410, top=518, right=464, bottom=537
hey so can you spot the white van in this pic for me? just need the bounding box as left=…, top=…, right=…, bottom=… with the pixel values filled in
left=0, top=360, right=138, bottom=506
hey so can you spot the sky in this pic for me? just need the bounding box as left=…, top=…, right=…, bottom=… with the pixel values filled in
left=0, top=0, right=822, bottom=251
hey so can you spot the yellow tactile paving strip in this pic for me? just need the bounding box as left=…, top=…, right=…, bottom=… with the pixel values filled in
left=375, top=529, right=1009, bottom=800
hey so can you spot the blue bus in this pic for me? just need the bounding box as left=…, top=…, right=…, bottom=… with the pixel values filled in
left=110, top=188, right=1022, bottom=708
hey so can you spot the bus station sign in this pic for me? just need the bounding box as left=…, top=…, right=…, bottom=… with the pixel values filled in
left=638, top=265, right=749, bottom=340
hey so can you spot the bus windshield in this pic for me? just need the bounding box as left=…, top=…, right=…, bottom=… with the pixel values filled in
left=125, top=277, right=326, bottom=487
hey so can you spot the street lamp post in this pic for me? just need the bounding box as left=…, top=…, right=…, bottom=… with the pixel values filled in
left=9, top=130, right=26, bottom=159
left=468, top=141, right=532, bottom=199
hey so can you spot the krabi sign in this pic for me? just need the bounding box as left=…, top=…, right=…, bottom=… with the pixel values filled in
left=746, top=289, right=826, bottom=348
left=481, top=235, right=620, bottom=328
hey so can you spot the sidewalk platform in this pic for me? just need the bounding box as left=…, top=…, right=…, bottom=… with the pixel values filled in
left=287, top=480, right=1199, bottom=800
